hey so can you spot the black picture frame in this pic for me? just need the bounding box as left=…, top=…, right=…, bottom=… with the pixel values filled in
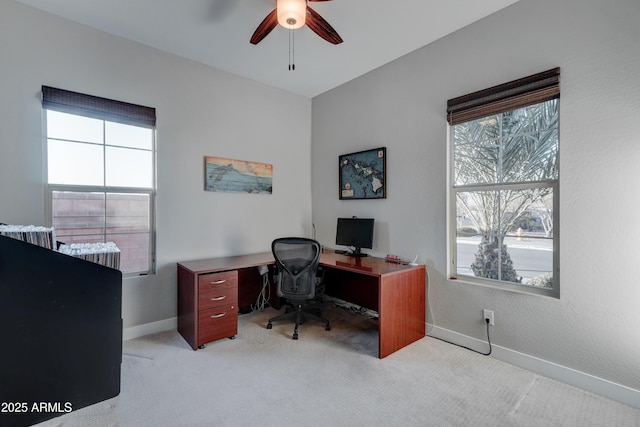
left=338, top=147, right=386, bottom=200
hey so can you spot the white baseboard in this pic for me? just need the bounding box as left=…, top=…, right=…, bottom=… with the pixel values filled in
left=123, top=317, right=177, bottom=341
left=427, top=324, right=640, bottom=410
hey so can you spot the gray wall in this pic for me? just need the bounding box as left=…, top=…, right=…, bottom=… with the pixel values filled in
left=0, top=1, right=313, bottom=329
left=312, top=0, right=640, bottom=395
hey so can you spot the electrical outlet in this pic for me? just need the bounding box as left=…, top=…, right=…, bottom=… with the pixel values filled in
left=483, top=309, right=495, bottom=326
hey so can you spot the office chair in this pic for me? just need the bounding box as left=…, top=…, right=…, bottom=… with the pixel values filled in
left=267, top=237, right=331, bottom=340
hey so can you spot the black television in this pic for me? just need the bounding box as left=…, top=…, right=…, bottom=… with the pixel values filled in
left=335, top=217, right=374, bottom=257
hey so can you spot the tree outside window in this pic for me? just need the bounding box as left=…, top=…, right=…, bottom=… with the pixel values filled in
left=450, top=89, right=559, bottom=295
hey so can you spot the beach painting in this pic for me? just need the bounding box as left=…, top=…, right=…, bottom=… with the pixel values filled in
left=205, top=156, right=273, bottom=194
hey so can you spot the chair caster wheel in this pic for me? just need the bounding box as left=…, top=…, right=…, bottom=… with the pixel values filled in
left=266, top=323, right=273, bottom=329
left=228, top=335, right=236, bottom=340
left=293, top=333, right=298, bottom=340
left=325, top=325, right=331, bottom=331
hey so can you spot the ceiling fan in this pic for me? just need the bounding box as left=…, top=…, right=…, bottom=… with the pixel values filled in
left=250, top=0, right=343, bottom=45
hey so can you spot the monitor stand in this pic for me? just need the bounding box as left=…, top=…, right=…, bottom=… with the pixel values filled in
left=349, top=247, right=368, bottom=257
left=335, top=248, right=368, bottom=257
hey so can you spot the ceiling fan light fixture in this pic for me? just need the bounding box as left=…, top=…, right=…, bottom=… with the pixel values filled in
left=277, top=0, right=306, bottom=29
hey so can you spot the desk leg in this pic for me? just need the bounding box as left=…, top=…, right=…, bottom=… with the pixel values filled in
left=378, top=267, right=426, bottom=358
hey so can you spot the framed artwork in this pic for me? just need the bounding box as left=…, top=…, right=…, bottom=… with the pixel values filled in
left=205, top=156, right=272, bottom=194
left=339, top=147, right=386, bottom=200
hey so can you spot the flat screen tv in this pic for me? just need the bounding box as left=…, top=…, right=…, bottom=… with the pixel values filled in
left=335, top=217, right=374, bottom=257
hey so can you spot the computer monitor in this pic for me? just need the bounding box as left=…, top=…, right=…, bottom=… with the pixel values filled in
left=335, top=217, right=374, bottom=257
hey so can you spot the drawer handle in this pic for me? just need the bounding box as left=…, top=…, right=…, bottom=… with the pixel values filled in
left=210, top=312, right=227, bottom=319
left=210, top=296, right=227, bottom=301
left=210, top=279, right=227, bottom=285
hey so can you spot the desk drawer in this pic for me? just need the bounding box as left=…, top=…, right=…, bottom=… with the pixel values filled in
left=198, top=270, right=237, bottom=290
left=198, top=304, right=237, bottom=345
left=199, top=282, right=238, bottom=310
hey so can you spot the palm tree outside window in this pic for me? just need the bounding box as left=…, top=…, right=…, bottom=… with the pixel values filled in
left=447, top=69, right=560, bottom=296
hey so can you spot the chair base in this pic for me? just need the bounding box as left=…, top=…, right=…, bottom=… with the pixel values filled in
left=267, top=302, right=331, bottom=340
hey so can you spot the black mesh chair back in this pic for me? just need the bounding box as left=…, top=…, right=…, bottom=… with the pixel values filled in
left=272, top=237, right=321, bottom=301
left=268, top=237, right=330, bottom=339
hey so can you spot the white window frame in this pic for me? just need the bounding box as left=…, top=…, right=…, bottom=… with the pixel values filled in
left=42, top=86, right=156, bottom=277
left=446, top=69, right=560, bottom=297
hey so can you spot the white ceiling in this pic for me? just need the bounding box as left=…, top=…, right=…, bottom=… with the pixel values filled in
left=17, top=0, right=520, bottom=98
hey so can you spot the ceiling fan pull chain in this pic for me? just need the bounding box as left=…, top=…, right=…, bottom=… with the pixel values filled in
left=288, top=27, right=295, bottom=71
left=288, top=27, right=291, bottom=70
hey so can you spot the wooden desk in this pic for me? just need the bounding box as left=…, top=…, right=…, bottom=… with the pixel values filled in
left=177, top=251, right=426, bottom=358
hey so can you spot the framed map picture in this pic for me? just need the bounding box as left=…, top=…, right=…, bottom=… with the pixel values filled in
left=205, top=156, right=272, bottom=194
left=339, top=147, right=386, bottom=200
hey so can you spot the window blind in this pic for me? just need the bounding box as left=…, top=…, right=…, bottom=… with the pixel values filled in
left=42, top=85, right=156, bottom=128
left=446, top=67, right=560, bottom=125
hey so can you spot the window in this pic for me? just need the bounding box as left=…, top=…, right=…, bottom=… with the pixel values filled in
left=447, top=69, right=559, bottom=296
left=42, top=86, right=156, bottom=276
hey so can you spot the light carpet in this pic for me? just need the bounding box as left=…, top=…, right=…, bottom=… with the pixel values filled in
left=35, top=305, right=640, bottom=427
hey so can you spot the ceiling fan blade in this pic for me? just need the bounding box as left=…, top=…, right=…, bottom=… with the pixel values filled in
left=250, top=9, right=278, bottom=45
left=306, top=6, right=343, bottom=44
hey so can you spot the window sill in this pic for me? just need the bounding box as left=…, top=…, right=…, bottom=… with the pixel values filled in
left=447, top=275, right=559, bottom=299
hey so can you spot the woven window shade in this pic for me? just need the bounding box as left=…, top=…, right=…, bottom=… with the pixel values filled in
left=42, top=86, right=156, bottom=128
left=446, top=68, right=560, bottom=125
